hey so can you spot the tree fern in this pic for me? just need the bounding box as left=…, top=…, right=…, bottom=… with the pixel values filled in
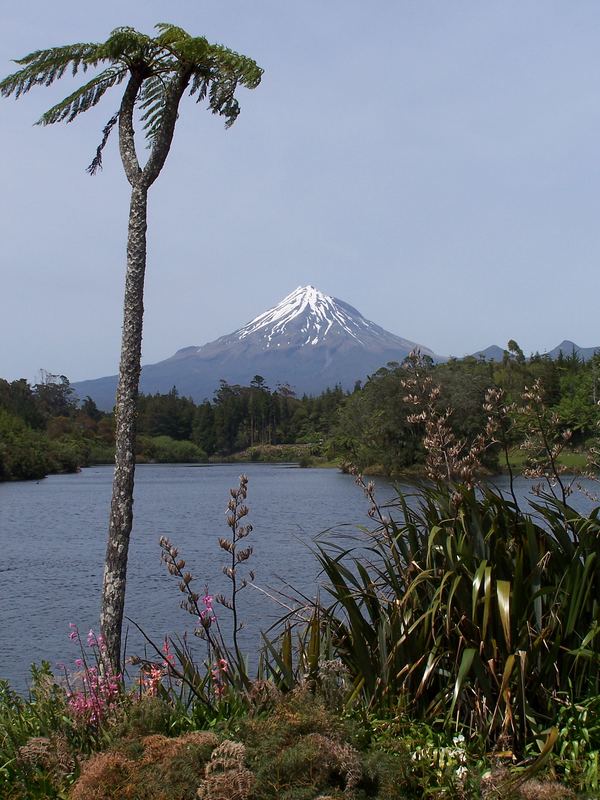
left=1, top=23, right=262, bottom=153
left=1, top=21, right=262, bottom=674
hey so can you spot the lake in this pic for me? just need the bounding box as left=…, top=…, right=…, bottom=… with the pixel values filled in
left=0, top=464, right=597, bottom=694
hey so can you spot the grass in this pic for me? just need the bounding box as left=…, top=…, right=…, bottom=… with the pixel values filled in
left=506, top=447, right=589, bottom=471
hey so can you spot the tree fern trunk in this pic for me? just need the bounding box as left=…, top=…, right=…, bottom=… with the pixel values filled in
left=101, top=184, right=148, bottom=673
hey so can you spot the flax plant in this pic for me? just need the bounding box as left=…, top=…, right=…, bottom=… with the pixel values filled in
left=215, top=473, right=255, bottom=680
left=310, top=386, right=600, bottom=757
left=517, top=378, right=575, bottom=504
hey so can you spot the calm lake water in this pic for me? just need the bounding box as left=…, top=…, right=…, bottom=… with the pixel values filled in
left=0, top=464, right=597, bottom=694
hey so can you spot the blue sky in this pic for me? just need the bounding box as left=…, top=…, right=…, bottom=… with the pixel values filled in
left=1, top=1, right=599, bottom=382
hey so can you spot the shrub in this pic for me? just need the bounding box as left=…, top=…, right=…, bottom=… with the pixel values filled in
left=138, top=435, right=207, bottom=463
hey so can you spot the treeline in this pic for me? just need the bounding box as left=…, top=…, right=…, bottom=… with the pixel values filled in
left=138, top=377, right=345, bottom=456
left=0, top=372, right=347, bottom=481
left=0, top=373, right=113, bottom=480
left=2, top=344, right=599, bottom=481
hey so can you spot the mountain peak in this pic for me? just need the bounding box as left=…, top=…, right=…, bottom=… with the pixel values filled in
left=73, top=286, right=440, bottom=408
left=235, top=285, right=368, bottom=348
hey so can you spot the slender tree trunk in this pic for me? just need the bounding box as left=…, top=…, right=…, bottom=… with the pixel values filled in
left=101, top=184, right=148, bottom=672
left=100, top=69, right=191, bottom=673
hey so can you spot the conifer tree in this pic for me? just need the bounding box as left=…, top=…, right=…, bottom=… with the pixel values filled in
left=1, top=24, right=262, bottom=671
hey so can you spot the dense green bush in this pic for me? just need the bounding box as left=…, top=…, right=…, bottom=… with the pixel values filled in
left=312, top=479, right=600, bottom=760
left=138, top=435, right=207, bottom=463
left=0, top=409, right=53, bottom=480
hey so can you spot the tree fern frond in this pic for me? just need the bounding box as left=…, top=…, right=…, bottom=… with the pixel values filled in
left=210, top=45, right=263, bottom=90
left=209, top=77, right=241, bottom=128
left=171, top=36, right=210, bottom=65
left=187, top=46, right=262, bottom=127
left=189, top=71, right=209, bottom=102
left=95, top=27, right=152, bottom=64
left=154, top=23, right=192, bottom=45
left=87, top=110, right=120, bottom=174
left=139, top=74, right=166, bottom=107
left=37, top=66, right=127, bottom=125
left=1, top=25, right=262, bottom=149
left=138, top=75, right=168, bottom=144
left=0, top=43, right=101, bottom=99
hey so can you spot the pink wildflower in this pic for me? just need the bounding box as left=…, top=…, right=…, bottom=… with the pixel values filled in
left=211, top=658, right=229, bottom=699
left=162, top=638, right=175, bottom=669
left=140, top=664, right=165, bottom=697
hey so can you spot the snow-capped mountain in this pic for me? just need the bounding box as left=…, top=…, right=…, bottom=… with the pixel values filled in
left=174, top=285, right=434, bottom=357
left=74, top=286, right=441, bottom=409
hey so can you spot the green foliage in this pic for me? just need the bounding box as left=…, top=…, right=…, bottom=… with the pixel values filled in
left=137, top=434, right=207, bottom=463
left=328, top=362, right=423, bottom=474
left=0, top=664, right=81, bottom=798
left=365, top=719, right=477, bottom=798
left=551, top=692, right=600, bottom=793
left=0, top=375, right=107, bottom=480
left=0, top=23, right=262, bottom=162
left=0, top=409, right=53, bottom=480
left=331, top=349, right=600, bottom=476
left=310, top=481, right=600, bottom=757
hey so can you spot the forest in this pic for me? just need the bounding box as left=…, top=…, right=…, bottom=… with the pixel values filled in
left=1, top=344, right=599, bottom=482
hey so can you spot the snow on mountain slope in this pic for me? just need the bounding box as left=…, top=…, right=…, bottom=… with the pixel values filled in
left=174, top=285, right=434, bottom=357
left=237, top=285, right=371, bottom=346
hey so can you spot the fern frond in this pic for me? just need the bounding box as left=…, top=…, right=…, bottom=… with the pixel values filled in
left=189, top=71, right=209, bottom=102
left=95, top=27, right=152, bottom=64
left=1, top=24, right=262, bottom=155
left=154, top=23, right=192, bottom=46
left=138, top=74, right=168, bottom=144
left=210, top=45, right=263, bottom=91
left=0, top=43, right=101, bottom=99
left=187, top=45, right=262, bottom=127
left=208, top=77, right=241, bottom=128
left=37, top=66, right=127, bottom=125
left=87, top=110, right=120, bottom=174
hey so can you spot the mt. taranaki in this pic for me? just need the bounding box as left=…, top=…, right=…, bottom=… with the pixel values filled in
left=74, top=286, right=440, bottom=409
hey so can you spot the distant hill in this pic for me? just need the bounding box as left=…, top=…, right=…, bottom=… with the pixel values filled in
left=545, top=340, right=600, bottom=361
left=471, top=345, right=506, bottom=362
left=74, top=286, right=443, bottom=410
left=471, top=340, right=600, bottom=363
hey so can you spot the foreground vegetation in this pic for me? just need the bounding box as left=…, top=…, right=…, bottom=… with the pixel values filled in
left=2, top=368, right=599, bottom=798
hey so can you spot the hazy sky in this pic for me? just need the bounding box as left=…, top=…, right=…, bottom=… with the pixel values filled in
left=1, top=1, right=599, bottom=383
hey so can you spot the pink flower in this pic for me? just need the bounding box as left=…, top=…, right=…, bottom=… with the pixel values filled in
left=198, top=609, right=216, bottom=628
left=161, top=638, right=175, bottom=668
left=211, top=658, right=229, bottom=699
